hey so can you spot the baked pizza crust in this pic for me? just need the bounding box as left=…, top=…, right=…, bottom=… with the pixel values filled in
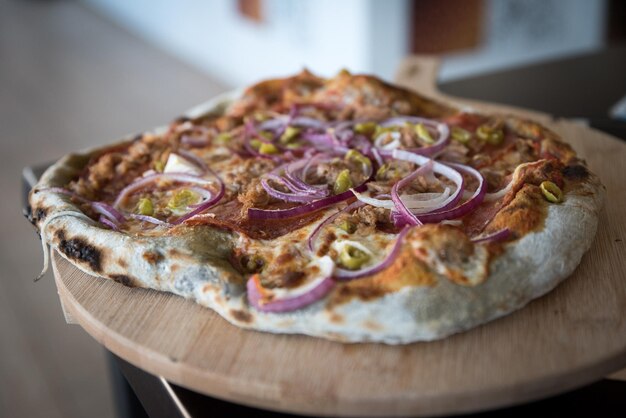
left=29, top=88, right=605, bottom=344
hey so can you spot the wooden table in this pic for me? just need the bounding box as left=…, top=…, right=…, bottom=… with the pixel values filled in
left=41, top=56, right=626, bottom=417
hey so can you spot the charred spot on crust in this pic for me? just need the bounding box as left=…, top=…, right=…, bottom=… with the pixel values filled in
left=56, top=231, right=102, bottom=273
left=36, top=207, right=47, bottom=222
left=132, top=133, right=144, bottom=142
left=110, top=274, right=138, bottom=288
left=562, top=164, right=589, bottom=181
left=230, top=309, right=253, bottom=323
left=142, top=251, right=163, bottom=264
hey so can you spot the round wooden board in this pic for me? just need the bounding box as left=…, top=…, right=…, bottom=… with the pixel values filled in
left=50, top=57, right=626, bottom=417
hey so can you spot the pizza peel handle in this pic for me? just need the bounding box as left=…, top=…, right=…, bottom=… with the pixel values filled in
left=395, top=55, right=443, bottom=98
left=49, top=57, right=626, bottom=417
left=395, top=55, right=552, bottom=121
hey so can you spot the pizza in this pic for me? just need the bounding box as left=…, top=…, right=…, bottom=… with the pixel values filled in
left=28, top=70, right=604, bottom=344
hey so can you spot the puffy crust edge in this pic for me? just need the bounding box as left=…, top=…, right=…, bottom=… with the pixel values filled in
left=29, top=87, right=605, bottom=344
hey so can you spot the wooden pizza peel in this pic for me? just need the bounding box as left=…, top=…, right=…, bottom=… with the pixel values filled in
left=49, top=57, right=626, bottom=417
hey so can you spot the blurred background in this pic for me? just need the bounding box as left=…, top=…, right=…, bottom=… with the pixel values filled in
left=1, top=0, right=624, bottom=417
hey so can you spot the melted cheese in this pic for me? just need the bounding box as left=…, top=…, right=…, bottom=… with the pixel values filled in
left=163, top=153, right=202, bottom=175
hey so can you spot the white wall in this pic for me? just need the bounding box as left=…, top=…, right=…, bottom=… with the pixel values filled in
left=83, top=0, right=410, bottom=86
left=440, top=0, right=607, bottom=80
left=83, top=0, right=606, bottom=86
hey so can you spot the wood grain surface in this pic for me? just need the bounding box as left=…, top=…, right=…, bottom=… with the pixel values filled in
left=50, top=57, right=626, bottom=417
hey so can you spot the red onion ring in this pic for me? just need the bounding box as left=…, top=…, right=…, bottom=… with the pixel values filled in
left=416, top=162, right=486, bottom=223
left=370, top=147, right=384, bottom=167
left=391, top=150, right=484, bottom=224
left=92, top=202, right=126, bottom=224
left=390, top=168, right=425, bottom=227
left=247, top=264, right=335, bottom=313
left=261, top=178, right=325, bottom=203
left=248, top=184, right=367, bottom=220
left=284, top=158, right=330, bottom=193
left=180, top=134, right=209, bottom=147
left=99, top=215, right=119, bottom=230
left=307, top=201, right=365, bottom=252
left=333, top=227, right=411, bottom=281
left=172, top=174, right=226, bottom=225
left=113, top=173, right=214, bottom=208
left=378, top=116, right=450, bottom=156
left=265, top=173, right=326, bottom=197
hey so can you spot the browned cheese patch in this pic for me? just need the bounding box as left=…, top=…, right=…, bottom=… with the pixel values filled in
left=230, top=309, right=253, bottom=323
left=489, top=184, right=548, bottom=237
left=327, top=245, right=434, bottom=308
left=142, top=251, right=163, bottom=264
left=409, top=224, right=487, bottom=286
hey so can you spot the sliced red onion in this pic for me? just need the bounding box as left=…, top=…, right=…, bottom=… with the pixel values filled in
left=302, top=152, right=333, bottom=184
left=390, top=150, right=480, bottom=224
left=352, top=189, right=395, bottom=209
left=257, top=115, right=329, bottom=134
left=402, top=189, right=452, bottom=211
left=99, top=215, right=119, bottom=230
left=248, top=184, right=367, bottom=220
left=416, top=162, right=486, bottom=223
left=301, top=132, right=337, bottom=148
left=284, top=158, right=330, bottom=194
left=353, top=188, right=454, bottom=212
left=113, top=173, right=214, bottom=208
left=370, top=147, right=384, bottom=167
left=129, top=213, right=170, bottom=226
left=332, top=120, right=357, bottom=144
left=172, top=174, right=225, bottom=225
left=471, top=228, right=511, bottom=244
left=391, top=167, right=424, bottom=227
left=261, top=178, right=324, bottom=203
left=257, top=116, right=290, bottom=132
left=92, top=202, right=126, bottom=224
left=307, top=201, right=365, bottom=252
left=378, top=117, right=450, bottom=156
left=265, top=173, right=325, bottom=197
left=187, top=186, right=214, bottom=207
left=374, top=131, right=402, bottom=150
left=247, top=256, right=335, bottom=313
left=262, top=157, right=330, bottom=202
left=333, top=227, right=411, bottom=281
